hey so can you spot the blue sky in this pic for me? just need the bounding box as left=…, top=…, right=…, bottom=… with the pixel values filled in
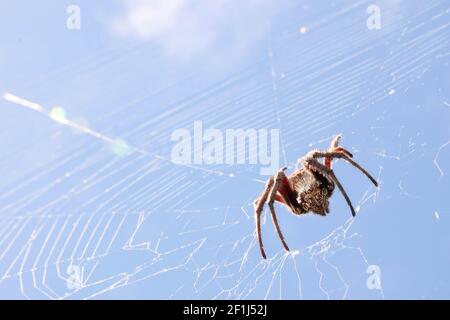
left=0, top=0, right=449, bottom=299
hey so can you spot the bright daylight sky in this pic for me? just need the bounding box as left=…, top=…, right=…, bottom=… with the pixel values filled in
left=0, top=0, right=449, bottom=299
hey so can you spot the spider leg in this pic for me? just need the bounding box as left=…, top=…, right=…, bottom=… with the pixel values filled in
left=301, top=157, right=357, bottom=217
left=253, top=168, right=292, bottom=259
left=325, top=135, right=353, bottom=168
left=268, top=169, right=290, bottom=253
left=253, top=177, right=274, bottom=259
left=331, top=135, right=341, bottom=148
left=311, top=150, right=377, bottom=187
left=325, top=135, right=341, bottom=168
left=340, top=153, right=377, bottom=186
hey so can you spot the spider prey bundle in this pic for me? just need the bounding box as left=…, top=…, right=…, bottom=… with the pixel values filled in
left=253, top=135, right=378, bottom=259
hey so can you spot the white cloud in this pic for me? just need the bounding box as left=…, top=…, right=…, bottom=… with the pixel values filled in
left=110, top=0, right=279, bottom=64
left=112, top=0, right=184, bottom=39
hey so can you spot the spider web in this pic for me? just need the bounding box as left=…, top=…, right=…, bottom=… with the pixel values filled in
left=0, top=0, right=449, bottom=299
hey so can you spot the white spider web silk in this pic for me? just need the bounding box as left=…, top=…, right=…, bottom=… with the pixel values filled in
left=0, top=0, right=449, bottom=299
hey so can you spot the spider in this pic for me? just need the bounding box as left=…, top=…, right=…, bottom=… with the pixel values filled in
left=253, top=135, right=378, bottom=259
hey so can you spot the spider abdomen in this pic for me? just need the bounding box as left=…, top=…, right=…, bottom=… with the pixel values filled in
left=298, top=187, right=331, bottom=215
left=289, top=169, right=335, bottom=215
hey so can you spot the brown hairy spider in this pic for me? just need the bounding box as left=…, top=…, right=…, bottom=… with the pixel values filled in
left=253, top=135, right=378, bottom=259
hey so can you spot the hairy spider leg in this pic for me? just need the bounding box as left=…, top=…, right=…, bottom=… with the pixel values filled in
left=254, top=168, right=298, bottom=259
left=325, top=135, right=354, bottom=168
left=254, top=177, right=274, bottom=259
left=267, top=170, right=290, bottom=253
left=325, top=147, right=354, bottom=168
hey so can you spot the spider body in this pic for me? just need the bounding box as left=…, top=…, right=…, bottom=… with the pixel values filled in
left=254, top=135, right=378, bottom=259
